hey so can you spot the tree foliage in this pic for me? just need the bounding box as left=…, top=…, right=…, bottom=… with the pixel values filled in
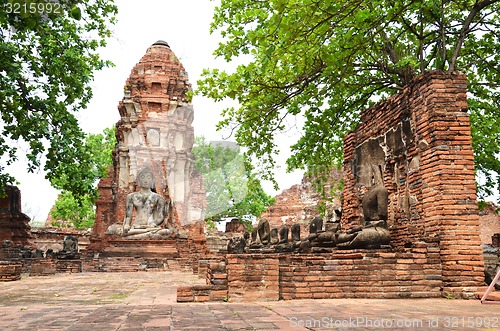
left=50, top=191, right=95, bottom=228
left=193, top=136, right=275, bottom=223
left=0, top=0, right=118, bottom=197
left=50, top=126, right=116, bottom=228
left=198, top=0, right=500, bottom=203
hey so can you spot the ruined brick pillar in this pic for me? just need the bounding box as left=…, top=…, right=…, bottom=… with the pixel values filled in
left=0, top=186, right=33, bottom=250
left=414, top=73, right=483, bottom=297
left=342, top=71, right=484, bottom=298
left=92, top=41, right=206, bottom=242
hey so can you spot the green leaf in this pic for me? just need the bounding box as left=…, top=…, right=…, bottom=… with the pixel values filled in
left=199, top=0, right=500, bottom=204
left=0, top=0, right=118, bottom=198
left=70, top=6, right=82, bottom=20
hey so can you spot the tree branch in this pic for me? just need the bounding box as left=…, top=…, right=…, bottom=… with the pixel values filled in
left=449, top=0, right=500, bottom=71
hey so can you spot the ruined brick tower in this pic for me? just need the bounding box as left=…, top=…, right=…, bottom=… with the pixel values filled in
left=92, top=41, right=206, bottom=241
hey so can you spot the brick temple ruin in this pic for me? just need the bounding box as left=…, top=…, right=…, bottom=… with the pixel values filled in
left=341, top=71, right=484, bottom=296
left=84, top=40, right=208, bottom=271
left=93, top=40, right=206, bottom=235
left=178, top=71, right=487, bottom=302
left=0, top=41, right=209, bottom=276
left=0, top=44, right=498, bottom=302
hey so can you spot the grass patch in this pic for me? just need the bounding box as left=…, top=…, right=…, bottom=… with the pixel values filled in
left=110, top=293, right=129, bottom=300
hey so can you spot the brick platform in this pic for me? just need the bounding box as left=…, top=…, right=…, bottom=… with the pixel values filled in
left=0, top=261, right=22, bottom=281
left=30, top=259, right=56, bottom=276
left=224, top=245, right=442, bottom=302
left=2, top=271, right=499, bottom=330
left=178, top=243, right=447, bottom=302
left=84, top=236, right=207, bottom=273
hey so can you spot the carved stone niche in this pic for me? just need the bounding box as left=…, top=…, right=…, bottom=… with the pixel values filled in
left=354, top=119, right=413, bottom=187
left=354, top=139, right=386, bottom=188
left=146, top=128, right=160, bottom=146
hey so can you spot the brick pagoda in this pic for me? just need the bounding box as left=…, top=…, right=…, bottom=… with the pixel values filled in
left=87, top=41, right=207, bottom=270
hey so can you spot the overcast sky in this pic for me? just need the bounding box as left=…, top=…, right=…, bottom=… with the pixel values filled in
left=9, top=0, right=304, bottom=222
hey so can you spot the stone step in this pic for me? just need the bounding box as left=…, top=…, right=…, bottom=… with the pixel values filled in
left=474, top=286, right=500, bottom=301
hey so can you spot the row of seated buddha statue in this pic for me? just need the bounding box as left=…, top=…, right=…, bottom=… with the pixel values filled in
left=227, top=183, right=391, bottom=254
left=4, top=235, right=79, bottom=259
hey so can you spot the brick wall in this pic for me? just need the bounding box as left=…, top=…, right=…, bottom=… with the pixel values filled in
left=83, top=256, right=186, bottom=272
left=55, top=260, right=82, bottom=273
left=30, top=259, right=56, bottom=276
left=206, top=234, right=230, bottom=254
left=342, top=71, right=484, bottom=297
left=220, top=245, right=441, bottom=301
left=175, top=72, right=485, bottom=302
left=227, top=255, right=280, bottom=302
left=174, top=72, right=486, bottom=302
left=280, top=243, right=441, bottom=299
left=20, top=258, right=82, bottom=274
left=177, top=259, right=228, bottom=302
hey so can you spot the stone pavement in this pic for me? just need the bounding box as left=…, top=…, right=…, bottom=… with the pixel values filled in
left=1, top=271, right=499, bottom=330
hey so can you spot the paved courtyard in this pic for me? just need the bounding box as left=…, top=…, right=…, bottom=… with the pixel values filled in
left=0, top=271, right=499, bottom=330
